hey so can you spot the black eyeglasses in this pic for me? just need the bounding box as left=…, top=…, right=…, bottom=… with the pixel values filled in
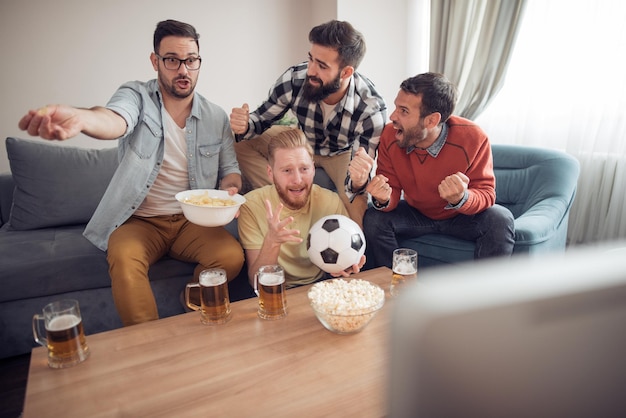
left=155, top=54, right=202, bottom=71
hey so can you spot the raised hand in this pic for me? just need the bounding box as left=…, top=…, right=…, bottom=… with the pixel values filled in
left=18, top=105, right=82, bottom=141
left=438, top=172, right=469, bottom=205
left=348, top=147, right=374, bottom=189
left=365, top=174, right=391, bottom=204
left=264, top=199, right=302, bottom=246
left=230, top=103, right=250, bottom=135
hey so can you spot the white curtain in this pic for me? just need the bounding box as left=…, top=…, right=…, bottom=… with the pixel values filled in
left=476, top=0, right=626, bottom=245
left=429, top=0, right=527, bottom=119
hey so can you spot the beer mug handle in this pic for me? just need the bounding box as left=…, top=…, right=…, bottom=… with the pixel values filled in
left=32, top=314, right=48, bottom=347
left=253, top=273, right=260, bottom=297
left=185, top=283, right=201, bottom=311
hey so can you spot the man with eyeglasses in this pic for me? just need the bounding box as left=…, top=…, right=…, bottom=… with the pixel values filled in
left=353, top=73, right=515, bottom=268
left=230, top=20, right=387, bottom=228
left=18, top=19, right=244, bottom=326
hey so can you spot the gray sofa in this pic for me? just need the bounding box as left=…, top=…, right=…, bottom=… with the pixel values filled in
left=0, top=137, right=254, bottom=360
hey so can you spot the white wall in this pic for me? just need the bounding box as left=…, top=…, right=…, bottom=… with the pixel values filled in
left=0, top=0, right=414, bottom=173
left=337, top=0, right=411, bottom=111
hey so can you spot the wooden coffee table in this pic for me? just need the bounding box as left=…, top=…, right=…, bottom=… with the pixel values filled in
left=23, top=267, right=393, bottom=417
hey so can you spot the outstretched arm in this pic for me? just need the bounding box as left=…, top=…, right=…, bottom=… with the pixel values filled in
left=18, top=105, right=127, bottom=141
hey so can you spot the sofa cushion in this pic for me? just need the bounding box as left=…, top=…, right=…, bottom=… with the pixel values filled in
left=0, top=225, right=110, bottom=303
left=0, top=224, right=197, bottom=303
left=5, top=137, right=118, bottom=230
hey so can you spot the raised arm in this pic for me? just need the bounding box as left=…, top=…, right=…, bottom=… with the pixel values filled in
left=244, top=199, right=302, bottom=286
left=18, top=104, right=127, bottom=141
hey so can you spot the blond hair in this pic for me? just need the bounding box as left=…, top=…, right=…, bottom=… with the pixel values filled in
left=267, top=128, right=314, bottom=166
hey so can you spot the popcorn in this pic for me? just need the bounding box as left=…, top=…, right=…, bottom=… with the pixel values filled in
left=308, top=279, right=385, bottom=333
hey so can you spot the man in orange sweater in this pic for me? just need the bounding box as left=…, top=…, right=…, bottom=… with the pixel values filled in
left=347, top=72, right=514, bottom=268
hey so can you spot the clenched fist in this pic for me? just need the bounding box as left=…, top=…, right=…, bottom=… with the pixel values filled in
left=366, top=174, right=391, bottom=204
left=230, top=103, right=250, bottom=135
left=348, top=147, right=374, bottom=189
left=438, top=172, right=469, bottom=205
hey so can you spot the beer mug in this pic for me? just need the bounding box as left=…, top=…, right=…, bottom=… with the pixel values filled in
left=390, top=248, right=418, bottom=297
left=32, top=299, right=90, bottom=369
left=185, top=268, right=232, bottom=325
left=254, top=265, right=287, bottom=320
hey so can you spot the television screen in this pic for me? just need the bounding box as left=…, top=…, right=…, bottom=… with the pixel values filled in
left=389, top=242, right=626, bottom=418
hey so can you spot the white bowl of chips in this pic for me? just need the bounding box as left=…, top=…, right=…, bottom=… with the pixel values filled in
left=175, top=189, right=246, bottom=227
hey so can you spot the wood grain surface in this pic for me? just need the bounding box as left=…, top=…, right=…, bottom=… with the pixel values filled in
left=23, top=267, right=394, bottom=418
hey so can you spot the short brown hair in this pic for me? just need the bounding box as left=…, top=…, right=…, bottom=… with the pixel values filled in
left=267, top=128, right=314, bottom=166
left=400, top=72, right=458, bottom=123
left=309, top=20, right=366, bottom=69
left=154, top=20, right=200, bottom=54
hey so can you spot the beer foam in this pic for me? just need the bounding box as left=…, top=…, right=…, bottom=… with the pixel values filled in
left=393, top=261, right=417, bottom=275
left=47, top=314, right=81, bottom=331
left=199, top=272, right=227, bottom=286
left=259, top=273, right=284, bottom=286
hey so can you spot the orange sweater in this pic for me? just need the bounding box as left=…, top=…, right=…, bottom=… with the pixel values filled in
left=376, top=116, right=495, bottom=220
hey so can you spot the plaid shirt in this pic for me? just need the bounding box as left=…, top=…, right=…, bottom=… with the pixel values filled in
left=241, top=62, right=387, bottom=159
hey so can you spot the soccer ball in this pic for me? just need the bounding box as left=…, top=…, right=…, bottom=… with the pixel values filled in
left=306, top=215, right=366, bottom=274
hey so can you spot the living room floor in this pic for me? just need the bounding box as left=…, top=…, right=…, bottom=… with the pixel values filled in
left=0, top=353, right=29, bottom=418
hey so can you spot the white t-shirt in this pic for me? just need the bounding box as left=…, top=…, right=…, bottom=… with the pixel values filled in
left=320, top=100, right=335, bottom=128
left=134, top=109, right=189, bottom=216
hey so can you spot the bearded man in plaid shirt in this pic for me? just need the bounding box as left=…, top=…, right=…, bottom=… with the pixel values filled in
left=230, top=20, right=387, bottom=227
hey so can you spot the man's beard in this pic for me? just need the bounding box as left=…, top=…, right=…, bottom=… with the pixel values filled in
left=303, top=73, right=342, bottom=102
left=396, top=120, right=428, bottom=149
left=159, top=73, right=195, bottom=99
left=275, top=181, right=312, bottom=210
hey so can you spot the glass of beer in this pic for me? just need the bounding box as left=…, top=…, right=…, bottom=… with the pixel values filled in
left=254, top=265, right=287, bottom=320
left=390, top=248, right=418, bottom=297
left=185, top=268, right=232, bottom=325
left=32, top=299, right=90, bottom=369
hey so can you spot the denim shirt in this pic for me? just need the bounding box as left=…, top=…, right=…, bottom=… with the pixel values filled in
left=83, top=79, right=240, bottom=251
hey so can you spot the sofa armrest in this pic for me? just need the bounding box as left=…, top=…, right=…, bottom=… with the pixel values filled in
left=513, top=191, right=576, bottom=245
left=493, top=145, right=580, bottom=247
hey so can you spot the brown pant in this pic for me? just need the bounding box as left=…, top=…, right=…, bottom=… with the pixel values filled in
left=107, top=214, right=244, bottom=326
left=235, top=128, right=368, bottom=227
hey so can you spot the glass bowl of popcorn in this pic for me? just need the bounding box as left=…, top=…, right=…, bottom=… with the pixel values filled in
left=175, top=189, right=246, bottom=227
left=307, top=279, right=385, bottom=335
